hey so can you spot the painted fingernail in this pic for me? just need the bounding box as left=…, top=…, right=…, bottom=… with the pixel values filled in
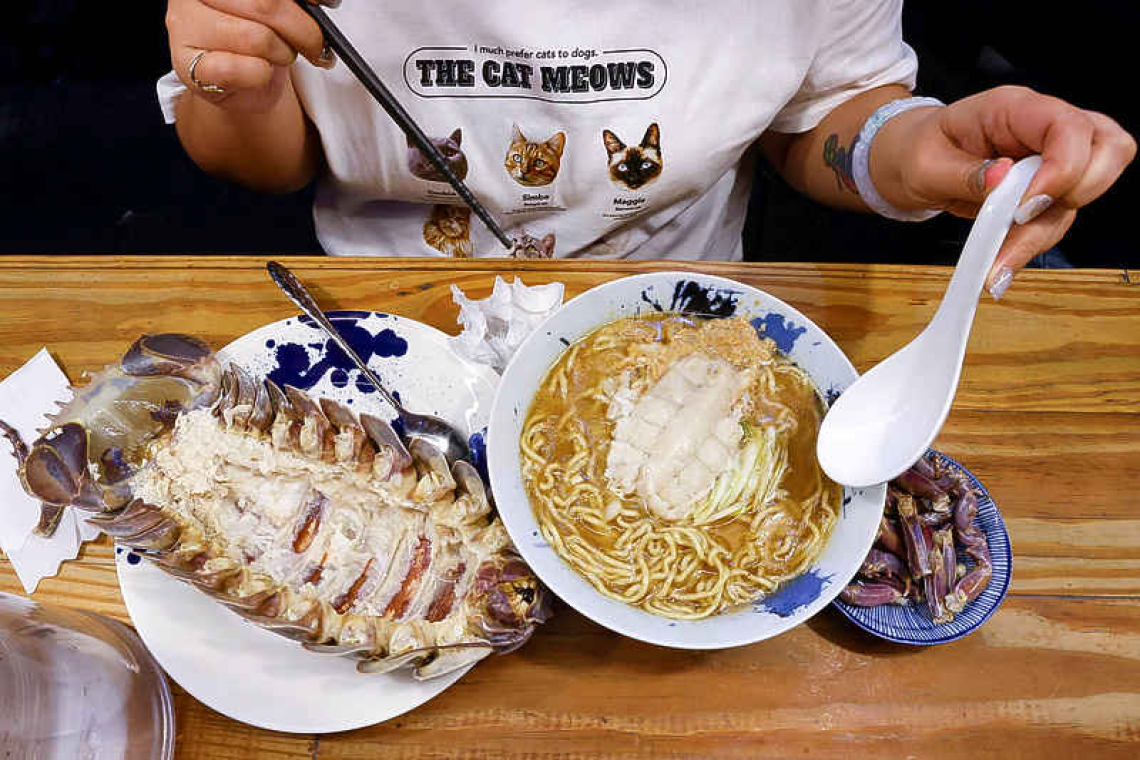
left=969, top=160, right=995, bottom=196
left=985, top=158, right=1013, bottom=189
left=971, top=158, right=1012, bottom=195
left=317, top=43, right=337, bottom=69
left=1014, top=194, right=1053, bottom=225
left=971, top=161, right=998, bottom=198
left=988, top=267, right=1014, bottom=301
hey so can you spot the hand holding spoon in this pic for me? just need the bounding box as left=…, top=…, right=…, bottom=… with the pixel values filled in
left=816, top=155, right=1042, bottom=488
left=267, top=261, right=472, bottom=466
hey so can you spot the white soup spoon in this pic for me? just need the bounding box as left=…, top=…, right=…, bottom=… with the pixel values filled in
left=817, top=155, right=1042, bottom=487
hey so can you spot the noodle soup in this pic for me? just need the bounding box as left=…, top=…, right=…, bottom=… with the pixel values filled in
left=520, top=314, right=842, bottom=620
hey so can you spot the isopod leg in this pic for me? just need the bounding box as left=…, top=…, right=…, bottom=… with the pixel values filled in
left=0, top=419, right=28, bottom=466
left=894, top=468, right=951, bottom=513
left=896, top=494, right=932, bottom=580
left=840, top=578, right=906, bottom=606
left=953, top=490, right=978, bottom=532
left=947, top=563, right=993, bottom=613
left=875, top=515, right=906, bottom=558
left=860, top=548, right=905, bottom=581
left=925, top=528, right=954, bottom=623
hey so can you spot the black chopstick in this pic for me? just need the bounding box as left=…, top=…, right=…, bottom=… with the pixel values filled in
left=295, top=1, right=516, bottom=252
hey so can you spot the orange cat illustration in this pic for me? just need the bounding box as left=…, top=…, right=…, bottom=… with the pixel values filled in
left=423, top=205, right=473, bottom=258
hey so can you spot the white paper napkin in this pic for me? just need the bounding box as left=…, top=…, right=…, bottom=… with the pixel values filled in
left=450, top=276, right=565, bottom=374
left=0, top=349, right=100, bottom=593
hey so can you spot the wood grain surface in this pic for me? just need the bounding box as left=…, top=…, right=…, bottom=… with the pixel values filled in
left=1, top=257, right=1137, bottom=759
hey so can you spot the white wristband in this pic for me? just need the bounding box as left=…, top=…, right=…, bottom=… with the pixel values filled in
left=852, top=96, right=945, bottom=222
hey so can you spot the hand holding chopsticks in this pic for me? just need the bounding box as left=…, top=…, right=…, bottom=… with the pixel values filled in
left=293, top=1, right=518, bottom=252
left=167, top=0, right=334, bottom=104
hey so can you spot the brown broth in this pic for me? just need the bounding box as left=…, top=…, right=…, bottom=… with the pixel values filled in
left=522, top=313, right=839, bottom=614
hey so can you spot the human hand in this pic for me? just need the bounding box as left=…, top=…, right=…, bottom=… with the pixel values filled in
left=881, top=86, right=1135, bottom=297
left=166, top=0, right=337, bottom=113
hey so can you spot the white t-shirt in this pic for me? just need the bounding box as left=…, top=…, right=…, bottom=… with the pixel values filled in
left=161, top=0, right=917, bottom=260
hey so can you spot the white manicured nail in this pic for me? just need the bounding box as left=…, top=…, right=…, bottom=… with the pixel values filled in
left=1014, top=194, right=1053, bottom=225
left=988, top=267, right=1014, bottom=301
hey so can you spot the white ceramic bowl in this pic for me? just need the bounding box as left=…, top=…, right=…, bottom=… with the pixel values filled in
left=488, top=272, right=886, bottom=649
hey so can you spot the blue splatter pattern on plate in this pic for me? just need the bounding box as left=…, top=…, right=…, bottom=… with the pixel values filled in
left=832, top=452, right=1012, bottom=645
left=758, top=571, right=833, bottom=617
left=750, top=314, right=808, bottom=354
left=212, top=310, right=497, bottom=445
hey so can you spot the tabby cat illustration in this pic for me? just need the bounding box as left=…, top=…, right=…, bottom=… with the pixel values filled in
left=423, top=205, right=472, bottom=258
left=511, top=230, right=556, bottom=259
left=408, top=128, right=468, bottom=182
left=504, top=125, right=566, bottom=186
left=602, top=123, right=662, bottom=191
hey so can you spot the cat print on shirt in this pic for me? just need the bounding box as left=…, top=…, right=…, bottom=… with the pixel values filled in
left=423, top=204, right=472, bottom=257
left=408, top=128, right=469, bottom=182
left=602, top=123, right=663, bottom=191
left=504, top=125, right=566, bottom=186
left=511, top=229, right=556, bottom=259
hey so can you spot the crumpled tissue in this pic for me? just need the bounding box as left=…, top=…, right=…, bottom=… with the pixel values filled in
left=0, top=349, right=101, bottom=593
left=449, top=276, right=565, bottom=373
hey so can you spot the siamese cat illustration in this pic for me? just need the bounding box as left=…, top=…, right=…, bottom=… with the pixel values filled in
left=602, top=123, right=663, bottom=190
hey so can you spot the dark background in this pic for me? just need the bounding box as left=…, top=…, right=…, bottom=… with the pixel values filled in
left=1, top=2, right=1137, bottom=268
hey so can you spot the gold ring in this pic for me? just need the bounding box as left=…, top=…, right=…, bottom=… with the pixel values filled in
left=188, top=51, right=227, bottom=95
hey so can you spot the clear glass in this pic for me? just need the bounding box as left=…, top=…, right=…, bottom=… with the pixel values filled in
left=0, top=592, right=175, bottom=759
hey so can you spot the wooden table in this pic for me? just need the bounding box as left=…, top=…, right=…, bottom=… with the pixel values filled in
left=1, top=257, right=1138, bottom=759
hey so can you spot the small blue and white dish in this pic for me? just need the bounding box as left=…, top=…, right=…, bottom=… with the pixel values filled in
left=832, top=451, right=1012, bottom=645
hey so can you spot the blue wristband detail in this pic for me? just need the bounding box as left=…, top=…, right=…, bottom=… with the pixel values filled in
left=852, top=96, right=946, bottom=222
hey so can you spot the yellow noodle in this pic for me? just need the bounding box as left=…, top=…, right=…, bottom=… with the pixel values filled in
left=521, top=314, right=842, bottom=620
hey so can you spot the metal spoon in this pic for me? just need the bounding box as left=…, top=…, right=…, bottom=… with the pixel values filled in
left=266, top=261, right=472, bottom=465
left=816, top=155, right=1042, bottom=488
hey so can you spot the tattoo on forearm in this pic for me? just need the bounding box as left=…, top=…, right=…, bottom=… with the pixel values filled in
left=823, top=133, right=858, bottom=194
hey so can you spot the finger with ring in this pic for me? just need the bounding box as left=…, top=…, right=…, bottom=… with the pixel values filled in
left=189, top=50, right=227, bottom=95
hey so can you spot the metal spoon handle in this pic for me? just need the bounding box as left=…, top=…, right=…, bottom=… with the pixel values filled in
left=266, top=261, right=404, bottom=412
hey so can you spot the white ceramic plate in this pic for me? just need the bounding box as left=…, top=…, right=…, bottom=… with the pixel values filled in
left=488, top=272, right=887, bottom=649
left=117, top=311, right=498, bottom=733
